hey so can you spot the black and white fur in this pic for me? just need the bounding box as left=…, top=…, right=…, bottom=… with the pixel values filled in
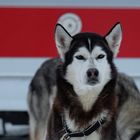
left=28, top=23, right=140, bottom=140
left=46, top=23, right=122, bottom=140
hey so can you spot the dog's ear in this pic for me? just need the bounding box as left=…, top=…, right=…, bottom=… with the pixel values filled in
left=105, top=22, right=122, bottom=57
left=55, top=24, right=73, bottom=61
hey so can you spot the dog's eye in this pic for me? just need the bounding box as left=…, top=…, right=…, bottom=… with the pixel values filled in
left=96, top=54, right=105, bottom=59
left=75, top=55, right=85, bottom=60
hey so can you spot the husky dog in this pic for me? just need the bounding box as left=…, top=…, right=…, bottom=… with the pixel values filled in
left=28, top=23, right=140, bottom=140
left=46, top=23, right=122, bottom=140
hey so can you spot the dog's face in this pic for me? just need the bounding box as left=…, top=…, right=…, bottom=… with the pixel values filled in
left=55, top=23, right=122, bottom=96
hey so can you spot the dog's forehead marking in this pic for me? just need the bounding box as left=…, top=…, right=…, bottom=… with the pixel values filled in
left=88, top=38, right=92, bottom=52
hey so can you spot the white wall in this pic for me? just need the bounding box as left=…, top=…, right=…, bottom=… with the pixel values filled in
left=0, top=58, right=46, bottom=111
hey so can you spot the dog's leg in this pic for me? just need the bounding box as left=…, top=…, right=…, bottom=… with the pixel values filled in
left=35, top=122, right=47, bottom=140
left=29, top=114, right=36, bottom=140
left=29, top=114, right=47, bottom=140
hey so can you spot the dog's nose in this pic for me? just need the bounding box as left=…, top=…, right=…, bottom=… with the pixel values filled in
left=87, top=68, right=99, bottom=79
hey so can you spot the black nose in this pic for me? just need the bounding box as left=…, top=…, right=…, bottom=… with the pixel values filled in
left=87, top=68, right=99, bottom=79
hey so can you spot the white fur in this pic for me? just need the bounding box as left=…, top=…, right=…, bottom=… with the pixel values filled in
left=65, top=45, right=111, bottom=111
left=49, top=86, right=57, bottom=109
left=88, top=38, right=92, bottom=51
left=29, top=112, right=47, bottom=140
left=55, top=24, right=72, bottom=61
left=105, top=23, right=122, bottom=57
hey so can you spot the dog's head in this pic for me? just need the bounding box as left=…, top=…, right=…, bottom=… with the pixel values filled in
left=55, top=23, right=122, bottom=96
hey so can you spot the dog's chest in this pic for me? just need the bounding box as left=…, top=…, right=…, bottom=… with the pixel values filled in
left=60, top=132, right=100, bottom=140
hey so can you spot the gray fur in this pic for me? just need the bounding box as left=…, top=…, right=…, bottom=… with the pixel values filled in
left=116, top=73, right=140, bottom=140
left=27, top=58, right=60, bottom=140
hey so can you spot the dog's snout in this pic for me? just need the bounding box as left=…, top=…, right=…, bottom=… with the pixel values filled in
left=87, top=68, right=99, bottom=79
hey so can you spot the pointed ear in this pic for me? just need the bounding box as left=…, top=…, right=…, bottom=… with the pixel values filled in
left=54, top=24, right=73, bottom=60
left=105, top=22, right=122, bottom=57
